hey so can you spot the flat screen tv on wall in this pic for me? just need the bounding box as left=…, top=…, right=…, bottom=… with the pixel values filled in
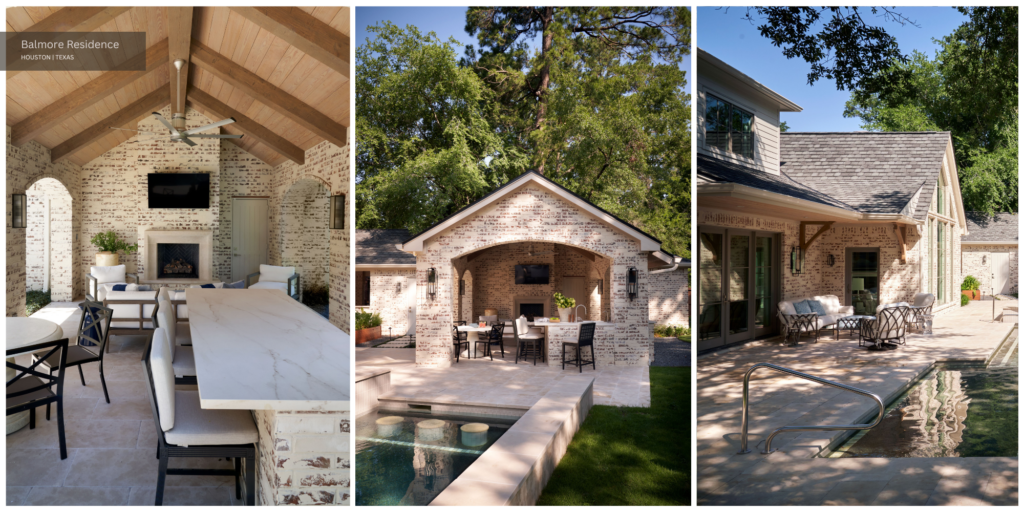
left=515, top=264, right=550, bottom=285
left=148, top=173, right=210, bottom=209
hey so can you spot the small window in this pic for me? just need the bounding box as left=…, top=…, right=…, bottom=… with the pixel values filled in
left=937, top=173, right=945, bottom=215
left=706, top=93, right=754, bottom=159
left=356, top=271, right=371, bottom=307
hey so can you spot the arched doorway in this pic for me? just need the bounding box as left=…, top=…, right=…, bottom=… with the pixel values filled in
left=279, top=178, right=330, bottom=317
left=26, top=178, right=73, bottom=302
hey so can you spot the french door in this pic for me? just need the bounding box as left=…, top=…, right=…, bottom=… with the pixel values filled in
left=698, top=227, right=779, bottom=351
left=846, top=248, right=880, bottom=315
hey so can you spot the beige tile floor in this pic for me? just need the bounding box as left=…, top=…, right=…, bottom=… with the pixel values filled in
left=356, top=345, right=650, bottom=408
left=697, top=298, right=1019, bottom=505
left=7, top=302, right=243, bottom=506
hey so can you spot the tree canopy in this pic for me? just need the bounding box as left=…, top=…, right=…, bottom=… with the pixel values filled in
left=357, top=8, right=691, bottom=257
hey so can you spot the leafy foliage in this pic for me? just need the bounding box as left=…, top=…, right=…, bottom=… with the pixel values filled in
left=26, top=289, right=51, bottom=317
left=553, top=291, right=576, bottom=309
left=961, top=294, right=970, bottom=307
left=962, top=275, right=981, bottom=291
left=89, top=230, right=138, bottom=253
left=356, top=310, right=383, bottom=330
left=654, top=324, right=690, bottom=338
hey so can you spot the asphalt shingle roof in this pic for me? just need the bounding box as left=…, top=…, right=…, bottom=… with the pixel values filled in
left=356, top=229, right=415, bottom=265
left=963, top=212, right=1018, bottom=243
left=780, top=132, right=951, bottom=221
left=697, top=154, right=857, bottom=211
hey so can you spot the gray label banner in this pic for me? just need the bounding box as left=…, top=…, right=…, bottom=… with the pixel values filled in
left=4, top=32, right=146, bottom=71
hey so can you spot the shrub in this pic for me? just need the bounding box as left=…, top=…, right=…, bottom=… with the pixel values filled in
left=26, top=289, right=51, bottom=316
left=89, top=230, right=138, bottom=254
left=654, top=325, right=690, bottom=338
left=961, top=275, right=981, bottom=291
left=961, top=294, right=970, bottom=307
left=302, top=281, right=330, bottom=307
left=673, top=326, right=691, bottom=338
left=356, top=310, right=382, bottom=330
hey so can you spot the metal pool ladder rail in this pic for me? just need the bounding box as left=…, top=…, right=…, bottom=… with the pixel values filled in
left=738, top=362, right=885, bottom=454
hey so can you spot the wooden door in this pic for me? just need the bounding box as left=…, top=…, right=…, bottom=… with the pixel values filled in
left=992, top=252, right=1010, bottom=295
left=561, top=276, right=588, bottom=318
left=231, top=198, right=269, bottom=282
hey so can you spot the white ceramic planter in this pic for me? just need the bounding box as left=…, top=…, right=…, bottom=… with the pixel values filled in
left=558, top=307, right=572, bottom=322
left=95, top=252, right=119, bottom=266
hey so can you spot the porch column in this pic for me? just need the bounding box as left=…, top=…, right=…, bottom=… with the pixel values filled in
left=414, top=258, right=453, bottom=368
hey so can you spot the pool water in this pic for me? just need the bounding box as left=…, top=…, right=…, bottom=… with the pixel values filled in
left=355, top=409, right=516, bottom=506
left=832, top=362, right=1018, bottom=458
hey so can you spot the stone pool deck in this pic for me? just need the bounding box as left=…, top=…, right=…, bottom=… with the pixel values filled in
left=698, top=298, right=1018, bottom=506
left=356, top=347, right=649, bottom=408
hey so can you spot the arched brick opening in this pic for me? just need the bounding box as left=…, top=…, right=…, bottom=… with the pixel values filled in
left=26, top=177, right=74, bottom=302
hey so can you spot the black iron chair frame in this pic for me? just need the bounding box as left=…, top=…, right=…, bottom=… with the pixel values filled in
left=908, top=303, right=933, bottom=332
left=778, top=311, right=820, bottom=345
left=141, top=338, right=255, bottom=506
left=862, top=306, right=910, bottom=349
left=8, top=338, right=69, bottom=459
left=36, top=301, right=113, bottom=418
left=562, top=322, right=597, bottom=372
left=478, top=322, right=506, bottom=360
left=452, top=323, right=469, bottom=363
left=514, top=321, right=545, bottom=365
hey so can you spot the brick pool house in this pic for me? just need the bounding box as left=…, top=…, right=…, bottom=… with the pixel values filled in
left=695, top=48, right=970, bottom=352
left=356, top=171, right=688, bottom=368
left=961, top=212, right=1018, bottom=296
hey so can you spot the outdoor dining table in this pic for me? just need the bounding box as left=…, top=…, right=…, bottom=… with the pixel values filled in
left=6, top=317, right=64, bottom=435
left=456, top=324, right=493, bottom=358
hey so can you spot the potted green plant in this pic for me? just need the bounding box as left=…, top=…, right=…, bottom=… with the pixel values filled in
left=553, top=292, right=576, bottom=322
left=355, top=310, right=383, bottom=344
left=961, top=275, right=981, bottom=301
left=89, top=230, right=138, bottom=266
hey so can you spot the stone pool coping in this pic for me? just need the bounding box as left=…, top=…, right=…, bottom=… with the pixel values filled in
left=429, top=375, right=595, bottom=506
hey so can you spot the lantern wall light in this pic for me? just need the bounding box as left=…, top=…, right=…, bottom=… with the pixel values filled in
left=790, top=246, right=803, bottom=274
left=427, top=267, right=437, bottom=300
left=627, top=267, right=638, bottom=302
left=11, top=194, right=26, bottom=229
left=329, top=194, right=345, bottom=229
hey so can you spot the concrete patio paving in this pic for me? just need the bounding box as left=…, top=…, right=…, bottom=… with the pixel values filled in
left=356, top=346, right=650, bottom=408
left=697, top=298, right=1019, bottom=506
left=7, top=302, right=242, bottom=506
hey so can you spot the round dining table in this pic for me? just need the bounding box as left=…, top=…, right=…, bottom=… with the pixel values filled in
left=7, top=317, right=64, bottom=435
left=456, top=325, right=493, bottom=359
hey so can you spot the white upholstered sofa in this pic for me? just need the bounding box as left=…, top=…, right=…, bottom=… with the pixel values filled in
left=777, top=295, right=855, bottom=343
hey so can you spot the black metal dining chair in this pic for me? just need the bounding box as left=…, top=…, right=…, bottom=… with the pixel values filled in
left=478, top=322, right=506, bottom=360
left=563, top=322, right=597, bottom=372
left=34, top=300, right=113, bottom=417
left=8, top=338, right=69, bottom=459
left=452, top=324, right=469, bottom=363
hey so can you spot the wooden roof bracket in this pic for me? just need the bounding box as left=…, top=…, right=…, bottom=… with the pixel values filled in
left=799, top=221, right=835, bottom=253
left=893, top=223, right=908, bottom=264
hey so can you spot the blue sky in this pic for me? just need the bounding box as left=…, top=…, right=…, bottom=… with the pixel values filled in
left=357, top=7, right=692, bottom=83
left=698, top=7, right=968, bottom=131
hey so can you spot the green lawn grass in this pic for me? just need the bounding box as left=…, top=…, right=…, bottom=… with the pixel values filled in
left=536, top=366, right=690, bottom=505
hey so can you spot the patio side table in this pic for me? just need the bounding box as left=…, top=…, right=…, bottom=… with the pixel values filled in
left=456, top=325, right=492, bottom=359
left=835, top=315, right=872, bottom=340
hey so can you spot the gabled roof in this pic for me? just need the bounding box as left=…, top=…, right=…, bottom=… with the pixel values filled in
left=780, top=132, right=952, bottom=222
left=963, top=212, right=1018, bottom=243
left=401, top=171, right=663, bottom=253
left=356, top=229, right=415, bottom=266
left=698, top=154, right=857, bottom=212
left=697, top=48, right=803, bottom=112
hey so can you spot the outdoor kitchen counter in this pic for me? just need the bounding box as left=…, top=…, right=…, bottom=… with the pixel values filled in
left=528, top=320, right=618, bottom=367
left=186, top=288, right=351, bottom=505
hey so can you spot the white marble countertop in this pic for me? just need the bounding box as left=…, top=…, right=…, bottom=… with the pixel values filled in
left=529, top=320, right=617, bottom=327
left=186, top=289, right=350, bottom=411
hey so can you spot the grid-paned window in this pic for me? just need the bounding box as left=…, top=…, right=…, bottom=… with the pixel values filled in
left=937, top=173, right=946, bottom=215
left=356, top=271, right=371, bottom=307
left=938, top=222, right=946, bottom=303
left=706, top=94, right=754, bottom=159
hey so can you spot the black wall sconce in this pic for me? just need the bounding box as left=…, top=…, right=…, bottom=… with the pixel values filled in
left=329, top=194, right=345, bottom=229
left=11, top=194, right=26, bottom=228
left=627, top=267, right=638, bottom=301
left=598, top=279, right=603, bottom=296
left=426, top=267, right=437, bottom=300
left=790, top=246, right=803, bottom=274
left=982, top=255, right=987, bottom=265
left=826, top=254, right=836, bottom=267
left=459, top=279, right=465, bottom=296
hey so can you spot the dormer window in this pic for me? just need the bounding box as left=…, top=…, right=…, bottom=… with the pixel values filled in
left=706, top=94, right=754, bottom=159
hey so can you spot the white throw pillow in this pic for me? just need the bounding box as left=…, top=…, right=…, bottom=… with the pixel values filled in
left=149, top=328, right=176, bottom=432
left=259, top=264, right=295, bottom=283
left=91, top=265, right=126, bottom=284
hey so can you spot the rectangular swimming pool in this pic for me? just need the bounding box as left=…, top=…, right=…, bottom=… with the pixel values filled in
left=355, top=409, right=518, bottom=506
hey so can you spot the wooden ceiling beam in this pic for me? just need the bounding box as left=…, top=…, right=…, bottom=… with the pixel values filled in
left=51, top=86, right=170, bottom=163
left=186, top=86, right=305, bottom=165
left=229, top=7, right=350, bottom=80
left=166, top=7, right=194, bottom=116
left=11, top=38, right=170, bottom=146
left=190, top=38, right=348, bottom=148
left=6, top=7, right=132, bottom=81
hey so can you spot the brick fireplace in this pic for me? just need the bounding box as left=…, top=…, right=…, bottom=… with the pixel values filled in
left=143, top=230, right=214, bottom=283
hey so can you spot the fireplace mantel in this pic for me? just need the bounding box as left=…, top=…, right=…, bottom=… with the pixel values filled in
left=512, top=295, right=553, bottom=320
left=142, top=230, right=213, bottom=283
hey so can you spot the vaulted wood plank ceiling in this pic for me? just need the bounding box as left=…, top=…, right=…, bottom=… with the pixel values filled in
left=6, top=6, right=350, bottom=167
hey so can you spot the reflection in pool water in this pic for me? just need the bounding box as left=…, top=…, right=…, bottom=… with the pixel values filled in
left=833, top=364, right=1017, bottom=458
left=355, top=410, right=515, bottom=506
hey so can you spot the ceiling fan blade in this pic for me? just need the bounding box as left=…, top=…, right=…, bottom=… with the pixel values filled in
left=182, top=117, right=236, bottom=135
left=185, top=133, right=243, bottom=139
left=179, top=137, right=197, bottom=147
left=111, top=127, right=161, bottom=134
left=131, top=136, right=165, bottom=142
left=151, top=112, right=178, bottom=135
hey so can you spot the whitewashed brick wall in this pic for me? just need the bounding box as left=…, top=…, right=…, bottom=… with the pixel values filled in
left=962, top=245, right=1018, bottom=295
left=278, top=179, right=330, bottom=289
left=414, top=183, right=650, bottom=368
left=7, top=126, right=83, bottom=316
left=649, top=267, right=689, bottom=325
left=254, top=410, right=351, bottom=506
left=361, top=269, right=416, bottom=336
left=217, top=143, right=275, bottom=280
left=26, top=178, right=74, bottom=300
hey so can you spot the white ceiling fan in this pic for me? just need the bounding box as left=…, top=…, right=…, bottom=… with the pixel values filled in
left=113, top=59, right=243, bottom=147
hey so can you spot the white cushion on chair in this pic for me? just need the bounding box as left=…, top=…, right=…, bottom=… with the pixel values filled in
left=156, top=302, right=177, bottom=360
left=158, top=287, right=171, bottom=302
left=164, top=390, right=258, bottom=446
left=105, top=290, right=158, bottom=326
left=150, top=328, right=175, bottom=432
left=250, top=281, right=289, bottom=292
left=92, top=265, right=126, bottom=284
left=172, top=346, right=196, bottom=378
left=913, top=293, right=935, bottom=308
left=779, top=301, right=797, bottom=316
left=259, top=264, right=294, bottom=283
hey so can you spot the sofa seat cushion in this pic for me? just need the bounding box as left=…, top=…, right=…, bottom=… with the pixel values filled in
left=259, top=264, right=295, bottom=283
left=172, top=346, right=196, bottom=377
left=250, top=281, right=289, bottom=292
left=164, top=390, right=258, bottom=447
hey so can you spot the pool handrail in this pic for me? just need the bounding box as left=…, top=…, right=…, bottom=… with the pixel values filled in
left=738, top=362, right=885, bottom=454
